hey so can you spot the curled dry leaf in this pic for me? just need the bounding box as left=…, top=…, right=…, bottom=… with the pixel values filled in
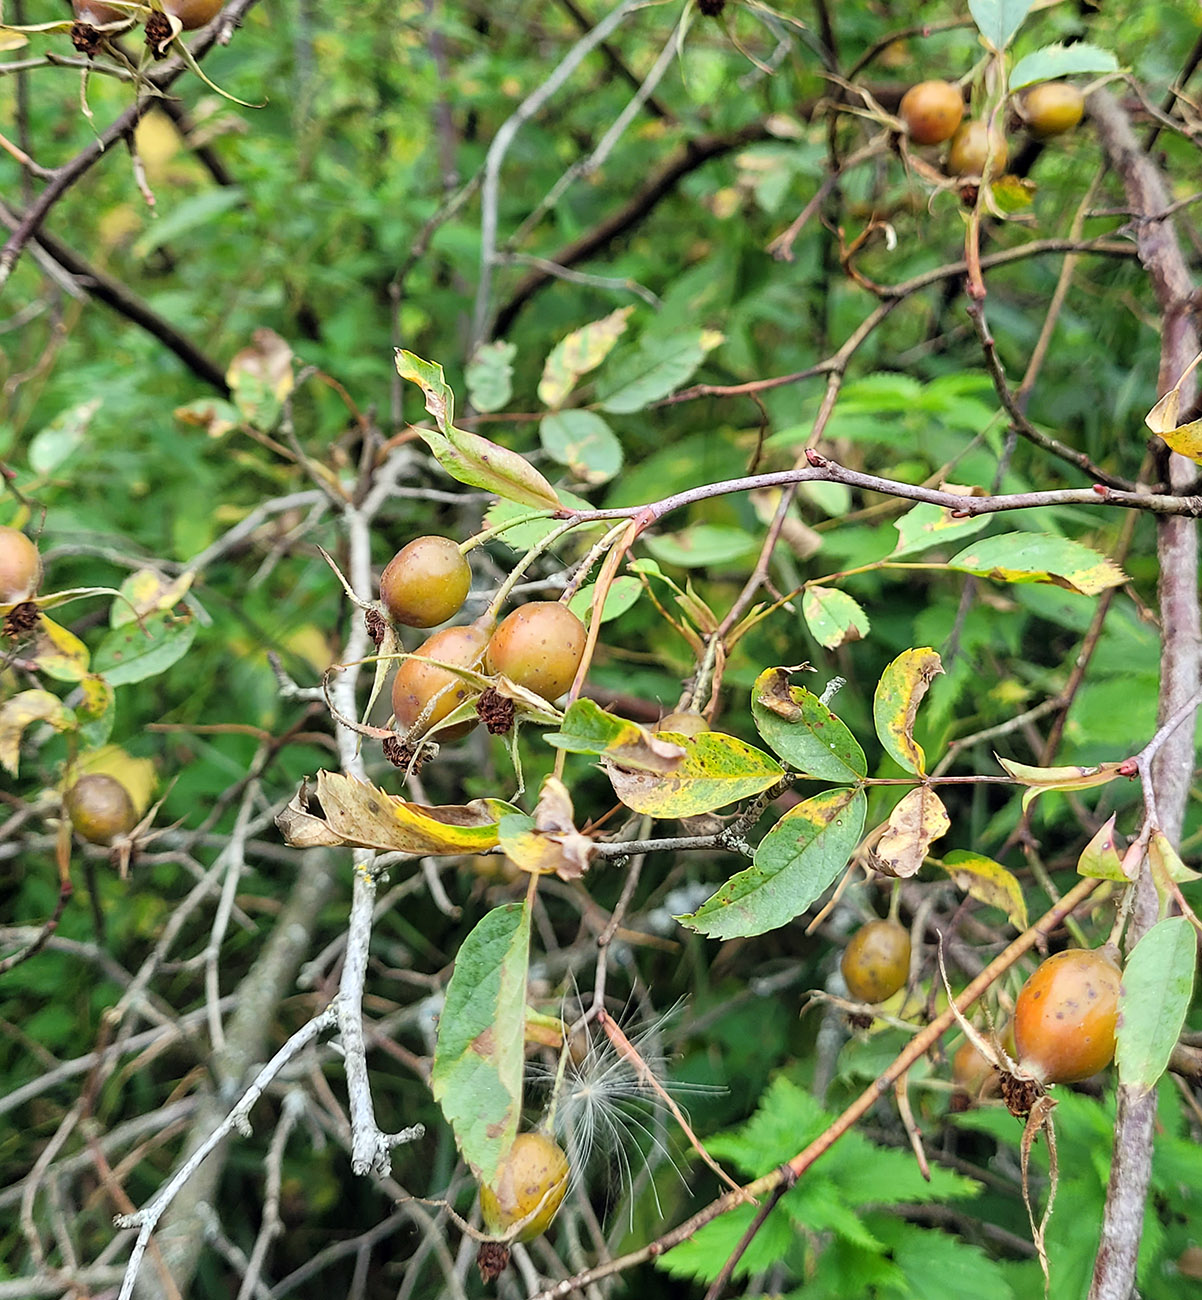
left=276, top=779, right=344, bottom=849
left=871, top=786, right=950, bottom=878
left=754, top=664, right=817, bottom=720
left=276, top=772, right=520, bottom=855
left=499, top=775, right=596, bottom=880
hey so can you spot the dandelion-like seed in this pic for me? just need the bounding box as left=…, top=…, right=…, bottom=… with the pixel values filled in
left=527, top=1003, right=726, bottom=1226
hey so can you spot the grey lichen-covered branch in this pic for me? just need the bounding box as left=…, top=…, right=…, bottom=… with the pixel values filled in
left=1087, top=86, right=1201, bottom=1300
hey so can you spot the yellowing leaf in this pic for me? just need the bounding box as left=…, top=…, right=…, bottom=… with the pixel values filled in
left=174, top=397, right=239, bottom=438
left=872, top=786, right=950, bottom=878
left=538, top=307, right=633, bottom=409
left=948, top=533, right=1127, bottom=597
left=497, top=776, right=595, bottom=880
left=1149, top=831, right=1200, bottom=884
left=1146, top=350, right=1202, bottom=461
left=873, top=648, right=942, bottom=775
left=891, top=495, right=990, bottom=559
left=0, top=690, right=74, bottom=775
left=1076, top=814, right=1127, bottom=881
left=1157, top=420, right=1202, bottom=464
left=227, top=328, right=294, bottom=427
left=276, top=772, right=520, bottom=854
left=996, top=754, right=1129, bottom=812
left=545, top=698, right=685, bottom=773
left=29, top=615, right=90, bottom=682
left=940, top=850, right=1029, bottom=929
left=396, top=351, right=561, bottom=510
left=603, top=733, right=783, bottom=818
left=110, top=568, right=194, bottom=629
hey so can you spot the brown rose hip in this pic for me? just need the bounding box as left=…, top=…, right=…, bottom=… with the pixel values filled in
left=485, top=602, right=586, bottom=702
left=899, top=80, right=965, bottom=146
left=163, top=0, right=224, bottom=28
left=1013, top=947, right=1120, bottom=1084
left=841, top=919, right=911, bottom=1003
left=64, top=773, right=137, bottom=845
left=0, top=525, right=41, bottom=604
left=1020, top=82, right=1085, bottom=139
left=946, top=120, right=1009, bottom=176
left=392, top=622, right=489, bottom=741
left=380, top=536, right=472, bottom=628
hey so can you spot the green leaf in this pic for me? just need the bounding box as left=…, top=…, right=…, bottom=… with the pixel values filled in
left=28, top=400, right=99, bottom=475
left=750, top=668, right=867, bottom=781
left=465, top=340, right=516, bottom=413
left=567, top=574, right=641, bottom=625
left=1009, top=43, right=1118, bottom=90
left=947, top=533, right=1127, bottom=596
left=876, top=1218, right=1016, bottom=1298
left=540, top=410, right=622, bottom=484
left=538, top=307, right=633, bottom=408
left=802, top=587, right=870, bottom=649
left=968, top=0, right=1036, bottom=51
left=872, top=647, right=942, bottom=775
left=132, top=186, right=245, bottom=258
left=92, top=609, right=196, bottom=685
left=1116, top=916, right=1196, bottom=1091
left=597, top=328, right=723, bottom=413
left=891, top=499, right=991, bottom=560
left=396, top=351, right=561, bottom=510
left=604, top=732, right=783, bottom=818
left=644, top=524, right=758, bottom=569
left=431, top=902, right=530, bottom=1185
left=656, top=1198, right=799, bottom=1284
left=679, top=787, right=866, bottom=938
left=1076, top=814, right=1128, bottom=881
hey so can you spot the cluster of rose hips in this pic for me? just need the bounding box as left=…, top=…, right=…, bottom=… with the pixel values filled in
left=378, top=536, right=587, bottom=747
left=2, top=525, right=142, bottom=846
left=898, top=77, right=1086, bottom=178
left=841, top=913, right=1122, bottom=1102
left=71, top=0, right=223, bottom=56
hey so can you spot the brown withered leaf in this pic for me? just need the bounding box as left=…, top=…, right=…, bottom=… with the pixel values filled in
left=872, top=786, right=950, bottom=878
left=276, top=779, right=344, bottom=848
left=754, top=664, right=816, bottom=720
left=499, top=776, right=596, bottom=880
